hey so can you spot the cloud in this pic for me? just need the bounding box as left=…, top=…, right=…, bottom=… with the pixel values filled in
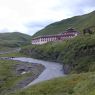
left=0, top=0, right=95, bottom=35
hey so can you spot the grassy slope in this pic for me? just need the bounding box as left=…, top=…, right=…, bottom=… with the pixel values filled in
left=0, top=52, right=26, bottom=57
left=0, top=32, right=31, bottom=49
left=9, top=72, right=95, bottom=95
left=33, top=10, right=95, bottom=37
left=0, top=60, right=30, bottom=95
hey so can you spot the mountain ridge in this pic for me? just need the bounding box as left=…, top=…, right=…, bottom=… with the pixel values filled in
left=0, top=32, right=31, bottom=48
left=33, top=10, right=95, bottom=37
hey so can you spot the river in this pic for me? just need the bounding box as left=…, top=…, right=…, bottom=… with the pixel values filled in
left=12, top=57, right=64, bottom=87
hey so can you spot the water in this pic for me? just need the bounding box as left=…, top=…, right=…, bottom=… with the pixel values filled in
left=12, top=57, right=64, bottom=87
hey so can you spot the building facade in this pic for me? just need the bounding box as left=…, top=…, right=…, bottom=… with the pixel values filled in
left=32, top=28, right=79, bottom=45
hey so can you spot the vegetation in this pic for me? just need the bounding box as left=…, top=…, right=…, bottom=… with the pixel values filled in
left=9, top=72, right=95, bottom=95
left=0, top=11, right=95, bottom=95
left=33, top=10, right=95, bottom=37
left=0, top=32, right=31, bottom=49
left=0, top=60, right=44, bottom=95
left=21, top=33, right=95, bottom=73
left=0, top=52, right=26, bottom=57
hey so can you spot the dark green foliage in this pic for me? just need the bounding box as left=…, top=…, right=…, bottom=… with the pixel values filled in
left=33, top=11, right=95, bottom=37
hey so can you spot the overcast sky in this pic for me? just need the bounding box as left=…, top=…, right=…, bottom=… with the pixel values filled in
left=0, top=0, right=95, bottom=35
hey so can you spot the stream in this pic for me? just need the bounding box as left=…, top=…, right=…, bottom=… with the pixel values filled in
left=12, top=57, right=64, bottom=87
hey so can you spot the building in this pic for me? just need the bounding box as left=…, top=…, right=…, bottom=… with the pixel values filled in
left=32, top=28, right=79, bottom=45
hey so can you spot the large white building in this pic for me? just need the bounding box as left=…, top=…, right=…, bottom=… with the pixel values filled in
left=32, top=28, right=79, bottom=45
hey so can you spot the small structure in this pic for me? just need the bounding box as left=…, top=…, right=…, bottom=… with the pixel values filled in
left=83, top=28, right=93, bottom=35
left=32, top=28, right=79, bottom=45
left=83, top=26, right=95, bottom=35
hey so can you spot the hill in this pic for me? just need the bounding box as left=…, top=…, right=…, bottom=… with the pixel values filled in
left=33, top=10, right=95, bottom=37
left=0, top=32, right=31, bottom=48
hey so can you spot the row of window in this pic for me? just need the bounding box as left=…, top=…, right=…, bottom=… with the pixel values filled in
left=32, top=36, right=74, bottom=44
left=33, top=36, right=73, bottom=42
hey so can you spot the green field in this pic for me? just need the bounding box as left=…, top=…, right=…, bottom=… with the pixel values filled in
left=0, top=52, right=26, bottom=57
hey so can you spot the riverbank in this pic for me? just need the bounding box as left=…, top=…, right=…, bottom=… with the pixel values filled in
left=0, top=56, right=64, bottom=95
left=8, top=72, right=95, bottom=95
left=12, top=57, right=64, bottom=87
left=0, top=59, right=45, bottom=95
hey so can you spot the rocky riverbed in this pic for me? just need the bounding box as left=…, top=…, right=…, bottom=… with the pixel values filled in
left=11, top=61, right=45, bottom=92
left=0, top=59, right=45, bottom=94
left=0, top=56, right=64, bottom=94
left=12, top=57, right=64, bottom=87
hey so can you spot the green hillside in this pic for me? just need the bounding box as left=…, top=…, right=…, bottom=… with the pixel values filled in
left=9, top=72, right=95, bottom=95
left=0, top=32, right=31, bottom=48
left=33, top=10, right=95, bottom=37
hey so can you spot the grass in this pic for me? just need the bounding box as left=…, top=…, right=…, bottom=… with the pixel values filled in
left=8, top=72, right=95, bottom=95
left=0, top=52, right=27, bottom=57
left=0, top=60, right=28, bottom=95
left=0, top=47, right=14, bottom=51
left=0, top=59, right=44, bottom=95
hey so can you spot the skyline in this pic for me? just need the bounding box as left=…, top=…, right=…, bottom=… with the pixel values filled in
left=0, top=0, right=95, bottom=35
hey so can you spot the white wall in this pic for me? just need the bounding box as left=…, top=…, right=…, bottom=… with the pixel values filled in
left=32, top=33, right=78, bottom=45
